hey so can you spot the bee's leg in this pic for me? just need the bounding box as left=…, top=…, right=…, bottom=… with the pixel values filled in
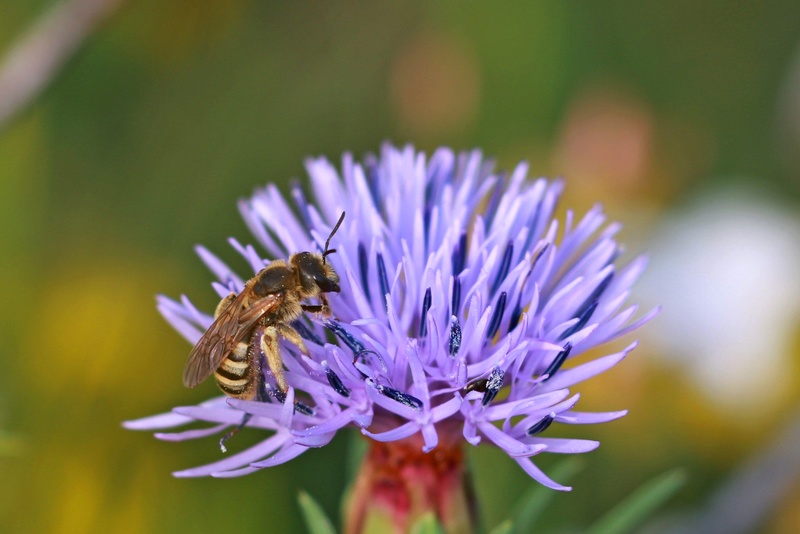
left=214, top=292, right=237, bottom=319
left=263, top=325, right=315, bottom=416
left=219, top=412, right=253, bottom=453
left=261, top=325, right=288, bottom=393
left=277, top=324, right=309, bottom=356
left=302, top=293, right=332, bottom=317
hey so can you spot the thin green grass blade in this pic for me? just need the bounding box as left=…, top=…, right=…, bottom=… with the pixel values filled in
left=410, top=512, right=446, bottom=534
left=586, top=469, right=687, bottom=534
left=489, top=519, right=513, bottom=534
left=298, top=490, right=337, bottom=534
left=345, top=431, right=367, bottom=481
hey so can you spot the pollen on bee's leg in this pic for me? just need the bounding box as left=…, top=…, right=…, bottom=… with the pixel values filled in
left=278, top=324, right=310, bottom=356
left=261, top=326, right=287, bottom=392
left=219, top=412, right=253, bottom=453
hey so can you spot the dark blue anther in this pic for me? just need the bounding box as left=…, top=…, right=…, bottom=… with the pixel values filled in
left=542, top=343, right=573, bottom=381
left=325, top=320, right=367, bottom=355
left=558, top=300, right=599, bottom=341
left=364, top=157, right=382, bottom=208
left=575, top=272, right=613, bottom=321
left=481, top=367, right=505, bottom=406
left=419, top=287, right=432, bottom=338
left=484, top=173, right=506, bottom=224
left=323, top=362, right=350, bottom=397
left=451, top=232, right=467, bottom=276
left=377, top=384, right=423, bottom=410
left=532, top=242, right=550, bottom=268
left=491, top=241, right=514, bottom=295
left=519, top=201, right=543, bottom=254
left=509, top=298, right=524, bottom=331
left=376, top=253, right=390, bottom=310
left=358, top=242, right=371, bottom=302
left=273, top=389, right=315, bottom=416
left=325, top=320, right=386, bottom=373
left=449, top=316, right=462, bottom=356
left=423, top=205, right=432, bottom=247
left=424, top=179, right=436, bottom=235
left=529, top=200, right=542, bottom=236
left=293, top=402, right=315, bottom=416
left=485, top=292, right=507, bottom=341
left=451, top=276, right=461, bottom=317
left=527, top=414, right=554, bottom=435
left=291, top=320, right=324, bottom=346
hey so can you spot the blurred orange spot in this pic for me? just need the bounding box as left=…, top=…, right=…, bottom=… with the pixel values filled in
left=390, top=33, right=480, bottom=137
left=554, top=88, right=653, bottom=196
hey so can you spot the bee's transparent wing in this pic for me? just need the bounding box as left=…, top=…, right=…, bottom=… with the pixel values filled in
left=182, top=292, right=281, bottom=388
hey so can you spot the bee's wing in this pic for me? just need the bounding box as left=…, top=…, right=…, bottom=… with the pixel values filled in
left=182, top=292, right=282, bottom=388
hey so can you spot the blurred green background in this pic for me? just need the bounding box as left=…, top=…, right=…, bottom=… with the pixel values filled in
left=2, top=1, right=800, bottom=532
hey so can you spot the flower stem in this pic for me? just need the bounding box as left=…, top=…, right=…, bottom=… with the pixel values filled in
left=344, top=427, right=477, bottom=534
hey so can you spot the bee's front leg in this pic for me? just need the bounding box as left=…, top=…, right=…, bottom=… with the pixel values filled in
left=278, top=324, right=309, bottom=356
left=302, top=293, right=331, bottom=316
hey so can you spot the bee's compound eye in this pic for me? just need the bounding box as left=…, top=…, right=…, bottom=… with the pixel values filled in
left=295, top=252, right=339, bottom=293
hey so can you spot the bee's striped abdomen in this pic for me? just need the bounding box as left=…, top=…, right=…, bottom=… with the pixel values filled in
left=214, top=340, right=260, bottom=400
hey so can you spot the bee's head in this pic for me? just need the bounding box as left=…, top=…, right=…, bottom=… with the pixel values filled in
left=293, top=252, right=340, bottom=295
left=295, top=212, right=345, bottom=295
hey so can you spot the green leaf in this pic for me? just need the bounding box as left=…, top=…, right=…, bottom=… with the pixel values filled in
left=489, top=519, right=513, bottom=534
left=345, top=431, right=368, bottom=481
left=509, top=457, right=584, bottom=533
left=298, top=490, right=337, bottom=534
left=410, top=512, right=446, bottom=534
left=586, top=469, right=687, bottom=534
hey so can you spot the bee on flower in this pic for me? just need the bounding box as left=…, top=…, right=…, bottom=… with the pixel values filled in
left=126, top=144, right=656, bottom=532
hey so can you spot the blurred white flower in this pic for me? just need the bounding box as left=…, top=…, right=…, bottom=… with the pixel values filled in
left=641, top=188, right=800, bottom=416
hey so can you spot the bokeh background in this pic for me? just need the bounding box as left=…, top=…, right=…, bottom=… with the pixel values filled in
left=2, top=1, right=800, bottom=532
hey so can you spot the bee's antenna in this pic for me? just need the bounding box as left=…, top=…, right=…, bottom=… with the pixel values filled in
left=322, top=211, right=346, bottom=264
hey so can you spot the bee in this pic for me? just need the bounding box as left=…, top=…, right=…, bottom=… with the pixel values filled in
left=182, top=212, right=345, bottom=449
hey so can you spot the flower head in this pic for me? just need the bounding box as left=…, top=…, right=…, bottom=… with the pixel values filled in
left=126, top=144, right=656, bottom=491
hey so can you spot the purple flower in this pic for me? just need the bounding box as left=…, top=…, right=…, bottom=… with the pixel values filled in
left=125, top=144, right=656, bottom=491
